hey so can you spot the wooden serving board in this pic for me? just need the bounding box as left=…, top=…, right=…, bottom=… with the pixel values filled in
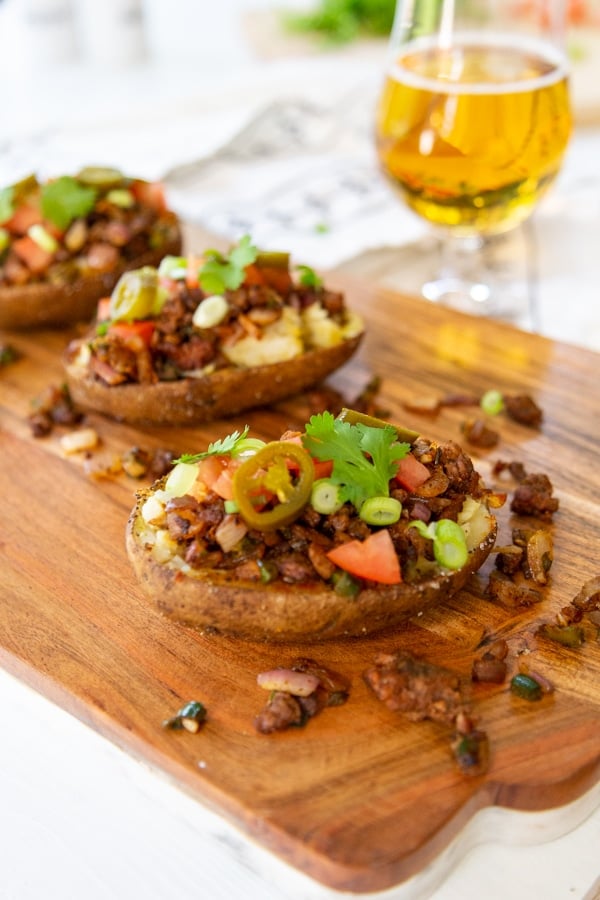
left=1, top=274, right=600, bottom=893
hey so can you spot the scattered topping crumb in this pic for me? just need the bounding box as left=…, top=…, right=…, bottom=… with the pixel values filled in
left=163, top=700, right=207, bottom=733
left=28, top=383, right=83, bottom=437
left=59, top=427, right=99, bottom=455
left=364, top=651, right=488, bottom=775
left=254, top=657, right=350, bottom=734
left=0, top=342, right=20, bottom=367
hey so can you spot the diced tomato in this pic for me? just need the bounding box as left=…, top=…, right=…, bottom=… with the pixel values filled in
left=313, top=458, right=333, bottom=480
left=131, top=179, right=167, bottom=213
left=243, top=263, right=267, bottom=286
left=197, top=455, right=240, bottom=501
left=394, top=453, right=431, bottom=492
left=185, top=254, right=201, bottom=289
left=327, top=529, right=401, bottom=584
left=244, top=261, right=293, bottom=293
left=96, top=297, right=112, bottom=322
left=257, top=265, right=293, bottom=293
left=277, top=432, right=332, bottom=479
left=12, top=235, right=54, bottom=273
left=213, top=467, right=237, bottom=501
left=4, top=203, right=43, bottom=234
left=197, top=455, right=225, bottom=491
left=108, top=320, right=155, bottom=346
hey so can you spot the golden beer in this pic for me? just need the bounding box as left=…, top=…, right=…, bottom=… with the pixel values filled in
left=375, top=39, right=572, bottom=235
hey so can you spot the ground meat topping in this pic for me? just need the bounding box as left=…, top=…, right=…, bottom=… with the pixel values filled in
left=511, top=473, right=559, bottom=519
left=363, top=651, right=467, bottom=726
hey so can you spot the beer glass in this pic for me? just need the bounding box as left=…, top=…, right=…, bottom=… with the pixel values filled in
left=375, top=0, right=572, bottom=321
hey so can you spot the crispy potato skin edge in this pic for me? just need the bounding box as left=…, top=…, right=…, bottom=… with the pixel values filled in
left=125, top=501, right=497, bottom=643
left=0, top=231, right=182, bottom=329
left=64, top=333, right=364, bottom=425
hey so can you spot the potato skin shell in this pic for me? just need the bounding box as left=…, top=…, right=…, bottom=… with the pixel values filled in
left=64, top=332, right=363, bottom=425
left=0, top=231, right=182, bottom=330
left=126, top=500, right=497, bottom=643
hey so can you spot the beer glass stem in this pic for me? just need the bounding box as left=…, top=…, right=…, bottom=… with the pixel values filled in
left=421, top=228, right=535, bottom=328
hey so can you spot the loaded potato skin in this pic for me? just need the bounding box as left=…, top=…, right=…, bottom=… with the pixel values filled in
left=126, top=413, right=499, bottom=642
left=0, top=168, right=181, bottom=329
left=64, top=238, right=364, bottom=425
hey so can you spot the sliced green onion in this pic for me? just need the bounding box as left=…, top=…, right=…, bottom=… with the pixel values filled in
left=480, top=389, right=504, bottom=416
left=224, top=499, right=240, bottom=514
left=331, top=570, right=360, bottom=598
left=192, top=294, right=229, bottom=329
left=359, top=496, right=402, bottom=526
left=409, top=518, right=468, bottom=570
left=538, top=623, right=585, bottom=648
left=0, top=227, right=10, bottom=252
left=106, top=188, right=135, bottom=208
left=27, top=223, right=58, bottom=253
left=164, top=461, right=199, bottom=497
left=311, top=479, right=343, bottom=514
left=163, top=700, right=207, bottom=732
left=158, top=255, right=188, bottom=280
left=230, top=437, right=267, bottom=458
left=510, top=673, right=542, bottom=701
left=258, top=559, right=278, bottom=584
left=432, top=519, right=468, bottom=569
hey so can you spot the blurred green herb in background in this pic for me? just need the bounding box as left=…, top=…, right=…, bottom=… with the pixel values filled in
left=285, top=0, right=396, bottom=44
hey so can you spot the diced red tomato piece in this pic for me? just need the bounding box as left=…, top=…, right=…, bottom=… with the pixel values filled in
left=96, top=297, right=112, bottom=322
left=108, top=320, right=155, bottom=346
left=243, top=263, right=267, bottom=286
left=12, top=235, right=54, bottom=273
left=3, top=203, right=43, bottom=234
left=313, top=458, right=333, bottom=480
left=197, top=455, right=241, bottom=500
left=277, top=432, right=332, bottom=479
left=394, top=454, right=431, bottom=492
left=185, top=254, right=201, bottom=289
left=327, top=529, right=401, bottom=584
left=256, top=265, right=293, bottom=293
left=212, top=467, right=236, bottom=501
left=130, top=179, right=167, bottom=213
left=197, top=455, right=226, bottom=491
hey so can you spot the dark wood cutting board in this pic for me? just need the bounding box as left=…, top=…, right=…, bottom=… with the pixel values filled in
left=1, top=273, right=599, bottom=893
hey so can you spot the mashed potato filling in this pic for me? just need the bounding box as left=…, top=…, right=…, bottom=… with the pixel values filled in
left=222, top=304, right=364, bottom=368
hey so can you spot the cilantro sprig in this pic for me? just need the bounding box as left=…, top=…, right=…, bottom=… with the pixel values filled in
left=198, top=235, right=258, bottom=295
left=175, top=427, right=250, bottom=464
left=41, top=176, right=97, bottom=230
left=302, top=411, right=409, bottom=509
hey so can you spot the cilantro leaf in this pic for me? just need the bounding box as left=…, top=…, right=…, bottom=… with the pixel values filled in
left=41, top=176, right=97, bottom=230
left=229, top=234, right=258, bottom=270
left=175, top=426, right=250, bottom=464
left=198, top=235, right=258, bottom=295
left=302, top=412, right=409, bottom=509
left=0, top=186, right=14, bottom=224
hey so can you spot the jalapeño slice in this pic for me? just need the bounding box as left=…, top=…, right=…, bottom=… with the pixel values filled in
left=232, top=441, right=314, bottom=531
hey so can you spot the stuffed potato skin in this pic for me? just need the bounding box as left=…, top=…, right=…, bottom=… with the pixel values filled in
left=125, top=419, right=498, bottom=642
left=65, top=333, right=362, bottom=425
left=63, top=241, right=364, bottom=425
left=0, top=239, right=181, bottom=330
left=0, top=170, right=181, bottom=329
left=126, top=502, right=496, bottom=642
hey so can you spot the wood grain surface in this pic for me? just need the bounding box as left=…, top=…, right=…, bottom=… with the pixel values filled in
left=1, top=272, right=600, bottom=893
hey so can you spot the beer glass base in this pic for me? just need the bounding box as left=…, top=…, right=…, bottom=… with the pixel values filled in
left=420, top=228, right=536, bottom=330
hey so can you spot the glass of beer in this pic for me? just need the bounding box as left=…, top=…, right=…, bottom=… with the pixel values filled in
left=375, top=0, right=572, bottom=321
